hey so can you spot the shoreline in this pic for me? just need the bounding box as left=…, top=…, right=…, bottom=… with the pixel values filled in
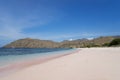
left=0, top=49, right=80, bottom=77
left=1, top=47, right=120, bottom=80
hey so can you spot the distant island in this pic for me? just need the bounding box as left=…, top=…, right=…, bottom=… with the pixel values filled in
left=2, top=36, right=120, bottom=48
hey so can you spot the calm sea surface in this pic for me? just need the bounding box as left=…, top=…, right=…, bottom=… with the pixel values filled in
left=0, top=48, right=75, bottom=67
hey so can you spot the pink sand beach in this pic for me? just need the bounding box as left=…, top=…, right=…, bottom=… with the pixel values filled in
left=0, top=48, right=120, bottom=80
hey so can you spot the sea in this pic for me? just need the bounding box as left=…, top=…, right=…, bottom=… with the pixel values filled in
left=0, top=48, right=75, bottom=68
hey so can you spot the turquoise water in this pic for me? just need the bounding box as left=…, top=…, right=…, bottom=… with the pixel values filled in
left=0, top=48, right=75, bottom=67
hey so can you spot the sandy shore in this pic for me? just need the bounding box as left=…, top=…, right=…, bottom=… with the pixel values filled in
left=0, top=48, right=120, bottom=80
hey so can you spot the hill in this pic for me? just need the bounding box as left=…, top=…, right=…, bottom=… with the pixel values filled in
left=3, top=38, right=59, bottom=48
left=3, top=36, right=120, bottom=48
left=59, top=36, right=120, bottom=48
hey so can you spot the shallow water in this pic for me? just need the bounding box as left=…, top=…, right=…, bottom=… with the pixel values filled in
left=0, top=48, right=75, bottom=67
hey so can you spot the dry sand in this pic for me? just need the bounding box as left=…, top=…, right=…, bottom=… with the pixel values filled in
left=0, top=48, right=120, bottom=80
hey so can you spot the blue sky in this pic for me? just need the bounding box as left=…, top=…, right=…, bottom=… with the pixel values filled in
left=0, top=0, right=120, bottom=46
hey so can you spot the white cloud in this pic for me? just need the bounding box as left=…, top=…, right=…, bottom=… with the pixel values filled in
left=68, top=39, right=73, bottom=41
left=87, top=37, right=94, bottom=40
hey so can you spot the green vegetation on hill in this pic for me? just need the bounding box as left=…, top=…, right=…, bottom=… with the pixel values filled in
left=108, top=38, right=120, bottom=46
